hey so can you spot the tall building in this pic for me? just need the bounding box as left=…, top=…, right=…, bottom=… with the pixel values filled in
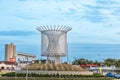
left=5, top=43, right=16, bottom=61
left=37, top=25, right=71, bottom=64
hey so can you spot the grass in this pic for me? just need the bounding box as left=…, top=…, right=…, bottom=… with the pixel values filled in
left=0, top=71, right=5, bottom=76
left=26, top=63, right=85, bottom=71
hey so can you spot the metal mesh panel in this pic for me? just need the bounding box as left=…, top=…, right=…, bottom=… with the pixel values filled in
left=41, top=31, right=66, bottom=56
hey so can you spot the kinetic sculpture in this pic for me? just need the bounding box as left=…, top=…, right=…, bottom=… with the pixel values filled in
left=37, top=25, right=71, bottom=64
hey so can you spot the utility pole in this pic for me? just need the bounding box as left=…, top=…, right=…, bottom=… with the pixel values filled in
left=26, top=56, right=28, bottom=80
left=15, top=62, right=17, bottom=80
left=14, top=55, right=17, bottom=80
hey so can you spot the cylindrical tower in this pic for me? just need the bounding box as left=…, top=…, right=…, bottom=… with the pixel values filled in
left=5, top=43, right=16, bottom=61
left=5, top=44, right=10, bottom=61
left=37, top=25, right=71, bottom=64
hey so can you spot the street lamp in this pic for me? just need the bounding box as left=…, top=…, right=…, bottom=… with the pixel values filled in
left=14, top=55, right=17, bottom=80
left=26, top=56, right=28, bottom=80
left=15, top=61, right=17, bottom=80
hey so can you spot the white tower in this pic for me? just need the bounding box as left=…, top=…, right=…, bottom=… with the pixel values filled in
left=37, top=25, right=71, bottom=64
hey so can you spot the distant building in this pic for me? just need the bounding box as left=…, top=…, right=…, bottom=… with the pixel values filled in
left=80, top=64, right=99, bottom=68
left=0, top=61, right=15, bottom=72
left=17, top=52, right=36, bottom=61
left=5, top=43, right=16, bottom=61
left=16, top=52, right=36, bottom=69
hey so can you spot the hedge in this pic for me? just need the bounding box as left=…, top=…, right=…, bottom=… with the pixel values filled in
left=0, top=77, right=114, bottom=80
left=2, top=72, right=108, bottom=78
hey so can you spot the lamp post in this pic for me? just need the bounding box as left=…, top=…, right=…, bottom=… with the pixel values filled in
left=26, top=56, right=28, bottom=80
left=14, top=55, right=17, bottom=80
left=15, top=61, right=17, bottom=80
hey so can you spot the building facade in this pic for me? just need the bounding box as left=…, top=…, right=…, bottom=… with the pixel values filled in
left=16, top=52, right=36, bottom=69
left=0, top=61, right=15, bottom=72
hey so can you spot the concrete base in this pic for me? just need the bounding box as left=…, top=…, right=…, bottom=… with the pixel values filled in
left=47, top=56, right=61, bottom=64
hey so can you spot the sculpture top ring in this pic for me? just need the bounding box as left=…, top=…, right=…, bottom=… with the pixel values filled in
left=36, top=25, right=72, bottom=32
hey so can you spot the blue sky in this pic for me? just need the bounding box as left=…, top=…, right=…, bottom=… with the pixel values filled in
left=0, top=0, right=120, bottom=61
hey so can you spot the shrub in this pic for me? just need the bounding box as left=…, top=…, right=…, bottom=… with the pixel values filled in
left=2, top=72, right=107, bottom=78
left=2, top=72, right=15, bottom=77
left=93, top=73, right=104, bottom=77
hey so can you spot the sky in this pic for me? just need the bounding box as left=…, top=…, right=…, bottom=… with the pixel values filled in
left=0, top=0, right=120, bottom=62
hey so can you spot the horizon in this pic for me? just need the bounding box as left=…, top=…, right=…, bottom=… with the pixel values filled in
left=0, top=43, right=120, bottom=63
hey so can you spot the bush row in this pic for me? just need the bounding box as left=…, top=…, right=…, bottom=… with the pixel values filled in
left=0, top=77, right=114, bottom=80
left=2, top=72, right=105, bottom=78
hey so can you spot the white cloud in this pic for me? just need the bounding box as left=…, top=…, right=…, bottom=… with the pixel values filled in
left=0, top=0, right=120, bottom=44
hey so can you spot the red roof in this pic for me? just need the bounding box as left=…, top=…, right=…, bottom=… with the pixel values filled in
left=80, top=64, right=99, bottom=67
left=0, top=61, right=15, bottom=65
left=9, top=58, right=16, bottom=62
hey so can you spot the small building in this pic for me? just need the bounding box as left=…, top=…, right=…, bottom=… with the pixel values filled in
left=80, top=64, right=99, bottom=68
left=17, top=52, right=36, bottom=61
left=0, top=61, right=15, bottom=72
left=16, top=52, right=36, bottom=69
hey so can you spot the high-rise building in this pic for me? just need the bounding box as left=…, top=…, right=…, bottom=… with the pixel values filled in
left=5, top=43, right=16, bottom=61
left=37, top=25, right=71, bottom=64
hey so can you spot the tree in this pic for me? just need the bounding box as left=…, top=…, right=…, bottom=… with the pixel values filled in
left=72, top=58, right=120, bottom=67
left=72, top=58, right=97, bottom=65
left=103, top=58, right=120, bottom=67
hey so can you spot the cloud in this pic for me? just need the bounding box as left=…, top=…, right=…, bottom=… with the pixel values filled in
left=81, top=15, right=106, bottom=23
left=18, top=0, right=27, bottom=1
left=1, top=0, right=120, bottom=44
left=96, top=0, right=118, bottom=5
left=15, top=15, right=39, bottom=20
left=63, top=8, right=77, bottom=15
left=116, top=32, right=120, bottom=35
left=71, top=0, right=120, bottom=22
left=1, top=40, right=23, bottom=43
left=0, top=30, right=37, bottom=36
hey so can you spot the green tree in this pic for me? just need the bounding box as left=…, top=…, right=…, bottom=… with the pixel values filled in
left=103, top=58, right=120, bottom=67
left=72, top=58, right=97, bottom=65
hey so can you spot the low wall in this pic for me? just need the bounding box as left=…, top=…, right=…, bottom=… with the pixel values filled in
left=17, top=70, right=93, bottom=75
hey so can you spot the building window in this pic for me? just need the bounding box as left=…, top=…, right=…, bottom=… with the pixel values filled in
left=1, top=66, right=4, bottom=70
